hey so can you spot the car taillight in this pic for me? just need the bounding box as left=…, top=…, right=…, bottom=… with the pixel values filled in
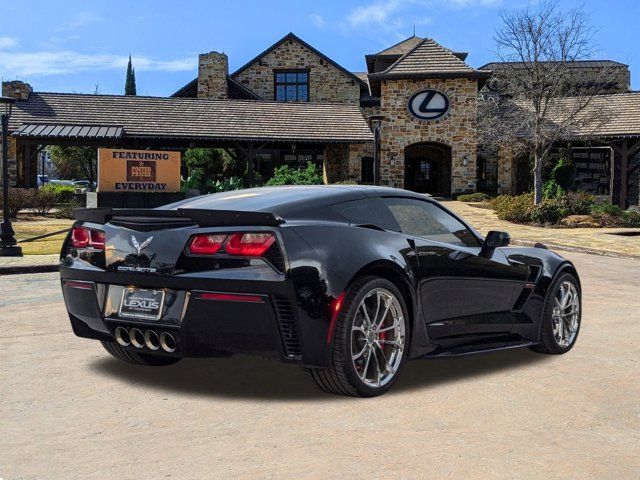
left=71, top=227, right=105, bottom=250
left=188, top=234, right=226, bottom=255
left=225, top=233, right=275, bottom=256
left=186, top=232, right=276, bottom=257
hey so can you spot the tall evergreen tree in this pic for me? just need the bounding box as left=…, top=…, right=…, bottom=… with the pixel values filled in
left=124, top=55, right=137, bottom=96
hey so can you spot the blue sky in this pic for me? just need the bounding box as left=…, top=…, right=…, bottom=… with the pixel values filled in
left=1, top=0, right=638, bottom=96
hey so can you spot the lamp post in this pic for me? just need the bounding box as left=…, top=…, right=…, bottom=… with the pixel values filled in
left=368, top=115, right=385, bottom=186
left=0, top=95, right=22, bottom=256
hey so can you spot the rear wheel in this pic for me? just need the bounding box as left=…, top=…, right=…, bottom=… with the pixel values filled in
left=305, top=276, right=409, bottom=397
left=100, top=341, right=181, bottom=366
left=530, top=272, right=581, bottom=354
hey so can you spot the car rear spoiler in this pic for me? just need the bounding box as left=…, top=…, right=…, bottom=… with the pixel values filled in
left=73, top=207, right=285, bottom=227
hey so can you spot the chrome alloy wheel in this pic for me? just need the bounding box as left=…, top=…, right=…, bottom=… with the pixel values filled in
left=350, top=288, right=405, bottom=388
left=552, top=281, right=580, bottom=348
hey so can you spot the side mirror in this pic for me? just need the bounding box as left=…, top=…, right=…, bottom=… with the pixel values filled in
left=484, top=230, right=510, bottom=249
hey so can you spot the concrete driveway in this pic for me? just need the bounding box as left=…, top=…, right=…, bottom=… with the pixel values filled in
left=1, top=251, right=638, bottom=479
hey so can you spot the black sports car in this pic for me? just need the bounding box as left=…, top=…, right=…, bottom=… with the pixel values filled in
left=60, top=186, right=581, bottom=397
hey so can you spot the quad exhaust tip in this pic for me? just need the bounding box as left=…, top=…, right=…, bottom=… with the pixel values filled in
left=160, top=332, right=177, bottom=353
left=114, top=326, right=130, bottom=347
left=144, top=330, right=160, bottom=351
left=115, top=327, right=176, bottom=353
left=130, top=328, right=145, bottom=349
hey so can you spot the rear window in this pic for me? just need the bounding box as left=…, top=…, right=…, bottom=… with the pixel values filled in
left=331, top=198, right=399, bottom=231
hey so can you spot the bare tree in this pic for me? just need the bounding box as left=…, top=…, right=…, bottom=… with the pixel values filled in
left=480, top=0, right=614, bottom=204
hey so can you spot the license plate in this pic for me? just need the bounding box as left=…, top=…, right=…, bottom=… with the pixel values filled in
left=119, top=288, right=165, bottom=321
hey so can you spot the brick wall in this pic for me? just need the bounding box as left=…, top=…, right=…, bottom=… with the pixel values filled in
left=378, top=77, right=478, bottom=194
left=233, top=38, right=361, bottom=104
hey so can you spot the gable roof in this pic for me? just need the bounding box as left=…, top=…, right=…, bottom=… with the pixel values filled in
left=370, top=38, right=489, bottom=79
left=8, top=92, right=373, bottom=143
left=231, top=32, right=366, bottom=87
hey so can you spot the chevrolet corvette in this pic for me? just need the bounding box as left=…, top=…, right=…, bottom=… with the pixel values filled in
left=60, top=186, right=581, bottom=397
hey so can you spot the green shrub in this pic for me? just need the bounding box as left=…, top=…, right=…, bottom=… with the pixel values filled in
left=0, top=188, right=34, bottom=218
left=490, top=193, right=534, bottom=223
left=42, top=184, right=76, bottom=203
left=457, top=192, right=491, bottom=202
left=209, top=176, right=243, bottom=193
left=591, top=202, right=622, bottom=216
left=53, top=199, right=82, bottom=219
left=266, top=162, right=323, bottom=186
left=622, top=210, right=640, bottom=227
left=562, top=191, right=596, bottom=216
left=530, top=199, right=564, bottom=224
left=32, top=188, right=57, bottom=215
left=332, top=180, right=358, bottom=185
left=542, top=179, right=564, bottom=199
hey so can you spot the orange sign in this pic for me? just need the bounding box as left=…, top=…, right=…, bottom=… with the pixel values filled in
left=98, top=148, right=181, bottom=192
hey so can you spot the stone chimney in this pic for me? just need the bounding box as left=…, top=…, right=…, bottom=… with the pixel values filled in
left=197, top=52, right=228, bottom=100
left=2, top=80, right=32, bottom=100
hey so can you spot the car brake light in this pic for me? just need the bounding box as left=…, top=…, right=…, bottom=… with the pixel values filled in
left=90, top=230, right=105, bottom=249
left=188, top=234, right=226, bottom=255
left=225, top=233, right=275, bottom=256
left=71, top=227, right=105, bottom=250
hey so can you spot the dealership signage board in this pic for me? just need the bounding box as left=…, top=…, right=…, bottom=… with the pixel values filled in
left=97, top=148, right=181, bottom=192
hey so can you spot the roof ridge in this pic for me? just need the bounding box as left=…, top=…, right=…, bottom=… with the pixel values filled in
left=230, top=32, right=366, bottom=87
left=370, top=35, right=422, bottom=56
left=379, top=38, right=430, bottom=74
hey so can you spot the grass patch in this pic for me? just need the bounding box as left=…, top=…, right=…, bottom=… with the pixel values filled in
left=12, top=214, right=73, bottom=255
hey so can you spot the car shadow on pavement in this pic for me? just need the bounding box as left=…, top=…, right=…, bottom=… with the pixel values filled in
left=90, top=347, right=551, bottom=401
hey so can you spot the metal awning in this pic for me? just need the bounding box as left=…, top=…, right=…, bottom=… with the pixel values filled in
left=13, top=124, right=124, bottom=139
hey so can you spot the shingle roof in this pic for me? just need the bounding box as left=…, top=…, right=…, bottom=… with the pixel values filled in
left=372, top=36, right=424, bottom=56
left=479, top=60, right=628, bottom=71
left=8, top=92, right=373, bottom=143
left=371, top=38, right=490, bottom=79
left=504, top=92, right=640, bottom=138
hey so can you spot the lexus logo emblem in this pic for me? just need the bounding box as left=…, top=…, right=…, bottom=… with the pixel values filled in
left=407, top=90, right=450, bottom=120
left=131, top=235, right=153, bottom=255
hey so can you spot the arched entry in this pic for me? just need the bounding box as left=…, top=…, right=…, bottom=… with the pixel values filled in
left=404, top=142, right=452, bottom=196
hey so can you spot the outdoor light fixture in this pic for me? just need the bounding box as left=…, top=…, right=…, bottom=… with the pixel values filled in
left=368, top=115, right=386, bottom=186
left=0, top=95, right=22, bottom=256
left=462, top=155, right=469, bottom=167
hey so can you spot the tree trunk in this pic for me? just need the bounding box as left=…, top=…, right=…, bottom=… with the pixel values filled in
left=533, top=149, right=544, bottom=205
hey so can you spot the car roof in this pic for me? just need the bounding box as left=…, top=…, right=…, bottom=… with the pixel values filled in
left=161, top=185, right=432, bottom=219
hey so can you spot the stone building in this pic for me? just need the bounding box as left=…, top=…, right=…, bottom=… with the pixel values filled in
left=3, top=31, right=640, bottom=206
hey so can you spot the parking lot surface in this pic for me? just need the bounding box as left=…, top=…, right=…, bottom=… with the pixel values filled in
left=1, top=251, right=638, bottom=479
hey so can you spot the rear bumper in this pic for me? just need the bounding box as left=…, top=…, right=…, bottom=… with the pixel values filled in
left=60, top=267, right=302, bottom=362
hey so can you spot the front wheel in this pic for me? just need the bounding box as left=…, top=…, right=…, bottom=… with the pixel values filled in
left=306, top=276, right=409, bottom=397
left=530, top=272, right=581, bottom=354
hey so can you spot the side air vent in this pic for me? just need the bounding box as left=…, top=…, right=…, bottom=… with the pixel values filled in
left=264, top=242, right=285, bottom=272
left=512, top=287, right=532, bottom=311
left=527, top=265, right=542, bottom=283
left=272, top=296, right=301, bottom=359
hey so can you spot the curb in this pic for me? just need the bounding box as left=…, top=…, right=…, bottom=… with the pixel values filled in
left=511, top=239, right=640, bottom=261
left=0, top=264, right=60, bottom=275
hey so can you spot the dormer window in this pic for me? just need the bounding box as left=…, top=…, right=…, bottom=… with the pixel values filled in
left=275, top=70, right=309, bottom=102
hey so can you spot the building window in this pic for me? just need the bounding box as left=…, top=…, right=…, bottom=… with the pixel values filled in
left=275, top=71, right=309, bottom=102
left=361, top=156, right=374, bottom=184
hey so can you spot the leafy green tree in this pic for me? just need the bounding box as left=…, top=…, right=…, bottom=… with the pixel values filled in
left=48, top=146, right=97, bottom=184
left=125, top=55, right=137, bottom=96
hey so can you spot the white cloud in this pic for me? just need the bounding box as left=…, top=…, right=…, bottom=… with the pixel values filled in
left=347, top=0, right=403, bottom=28
left=65, top=12, right=101, bottom=29
left=0, top=50, right=196, bottom=77
left=310, top=13, right=326, bottom=28
left=0, top=36, right=17, bottom=50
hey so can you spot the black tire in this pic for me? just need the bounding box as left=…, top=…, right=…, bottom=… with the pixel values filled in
left=530, top=272, right=581, bottom=355
left=100, top=341, right=181, bottom=366
left=305, top=276, right=410, bottom=397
